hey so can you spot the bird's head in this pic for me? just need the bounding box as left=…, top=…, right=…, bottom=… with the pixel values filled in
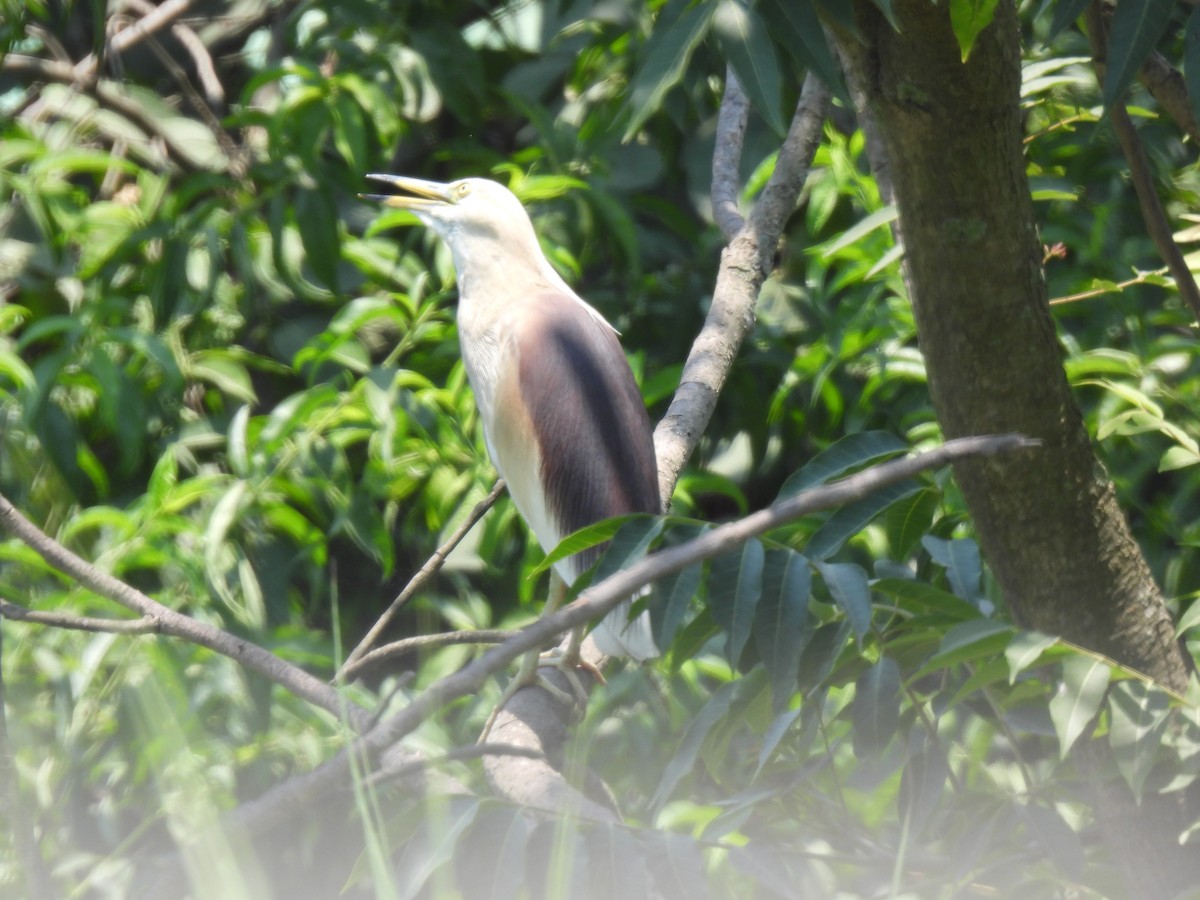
left=361, top=175, right=531, bottom=247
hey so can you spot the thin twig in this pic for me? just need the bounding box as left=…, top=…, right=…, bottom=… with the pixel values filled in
left=339, top=479, right=506, bottom=678
left=0, top=598, right=159, bottom=634
left=1049, top=268, right=1169, bottom=306
left=73, top=0, right=199, bottom=83
left=340, top=629, right=516, bottom=683
left=712, top=66, right=749, bottom=240
left=1086, top=3, right=1200, bottom=325
left=228, top=434, right=1038, bottom=837
left=0, top=492, right=370, bottom=731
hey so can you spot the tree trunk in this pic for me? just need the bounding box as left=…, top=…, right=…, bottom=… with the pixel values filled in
left=838, top=2, right=1197, bottom=895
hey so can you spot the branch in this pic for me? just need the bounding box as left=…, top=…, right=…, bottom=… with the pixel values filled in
left=73, top=0, right=199, bottom=83
left=711, top=66, right=749, bottom=240
left=339, top=628, right=516, bottom=682
left=0, top=493, right=370, bottom=731
left=118, top=0, right=225, bottom=109
left=0, top=598, right=159, bottom=634
left=1086, top=3, right=1200, bottom=325
left=224, top=434, right=1036, bottom=839
left=1138, top=51, right=1200, bottom=146
left=339, top=479, right=506, bottom=678
left=653, top=72, right=832, bottom=503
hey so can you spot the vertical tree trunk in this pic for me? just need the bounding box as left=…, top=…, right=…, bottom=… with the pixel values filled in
left=837, top=2, right=1196, bottom=894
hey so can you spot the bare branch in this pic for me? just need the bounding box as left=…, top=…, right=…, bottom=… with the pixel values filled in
left=227, top=433, right=1036, bottom=838
left=0, top=493, right=369, bottom=731
left=339, top=479, right=506, bottom=678
left=73, top=0, right=199, bottom=83
left=1, top=598, right=159, bottom=634
left=1086, top=3, right=1200, bottom=325
left=654, top=72, right=832, bottom=503
left=712, top=66, right=749, bottom=240
left=339, top=628, right=516, bottom=682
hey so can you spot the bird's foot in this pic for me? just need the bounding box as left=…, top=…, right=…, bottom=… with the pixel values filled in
left=477, top=647, right=606, bottom=742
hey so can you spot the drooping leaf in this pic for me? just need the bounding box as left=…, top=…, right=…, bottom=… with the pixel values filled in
left=1045, top=0, right=1092, bottom=40
left=623, top=0, right=717, bottom=141
left=820, top=205, right=899, bottom=258
left=755, top=549, right=812, bottom=710
left=852, top=656, right=901, bottom=754
left=645, top=832, right=711, bottom=900
left=1108, top=679, right=1171, bottom=800
left=755, top=706, right=805, bottom=778
left=757, top=0, right=844, bottom=95
left=295, top=187, right=340, bottom=290
left=871, top=577, right=980, bottom=620
left=1102, top=0, right=1173, bottom=109
left=816, top=561, right=873, bottom=642
left=899, top=738, right=949, bottom=836
left=710, top=538, right=765, bottom=665
left=805, top=479, right=921, bottom=560
left=949, top=0, right=1000, bottom=61
left=530, top=513, right=649, bottom=577
left=713, top=0, right=786, bottom=135
left=797, top=621, right=852, bottom=691
left=778, top=432, right=907, bottom=501
left=922, top=535, right=983, bottom=603
left=652, top=679, right=739, bottom=812
left=1049, top=655, right=1111, bottom=758
left=652, top=561, right=704, bottom=649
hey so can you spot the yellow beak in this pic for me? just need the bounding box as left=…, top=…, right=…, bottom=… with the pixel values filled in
left=359, top=174, right=453, bottom=209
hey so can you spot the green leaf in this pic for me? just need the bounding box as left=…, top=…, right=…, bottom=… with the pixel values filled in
left=949, top=0, right=1000, bottom=61
left=652, top=562, right=704, bottom=649
left=921, top=619, right=1015, bottom=673
left=871, top=577, right=980, bottom=620
left=797, top=621, right=851, bottom=691
left=755, top=549, right=812, bottom=710
left=1103, top=0, right=1173, bottom=109
left=652, top=679, right=739, bottom=811
left=820, top=205, right=899, bottom=258
left=852, top=656, right=901, bottom=754
left=623, top=0, right=717, bottom=141
left=394, top=798, right=481, bottom=900
left=711, top=538, right=765, bottom=665
left=1161, top=445, right=1200, bottom=472
left=1108, top=679, right=1171, bottom=801
left=530, top=513, right=649, bottom=577
left=1049, top=655, right=1111, bottom=758
left=805, top=480, right=921, bottom=560
left=922, top=536, right=982, bottom=603
left=646, top=832, right=712, bottom=900
left=1005, top=631, right=1058, bottom=682
left=713, top=0, right=786, bottom=136
left=1177, top=599, right=1200, bottom=636
left=778, top=431, right=907, bottom=499
left=885, top=488, right=939, bottom=558
left=899, top=740, right=949, bottom=836
left=1046, top=0, right=1091, bottom=40
left=758, top=0, right=843, bottom=95
left=817, top=561, right=872, bottom=642
left=295, top=187, right=339, bottom=290
left=1025, top=804, right=1084, bottom=880
left=755, top=706, right=805, bottom=778
left=593, top=517, right=666, bottom=583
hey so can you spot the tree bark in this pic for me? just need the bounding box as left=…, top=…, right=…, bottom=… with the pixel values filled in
left=838, top=2, right=1197, bottom=895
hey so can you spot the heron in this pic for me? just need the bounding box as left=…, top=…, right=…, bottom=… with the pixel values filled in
left=362, top=174, right=660, bottom=713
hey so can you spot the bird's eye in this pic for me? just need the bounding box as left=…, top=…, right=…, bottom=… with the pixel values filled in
left=455, top=182, right=471, bottom=200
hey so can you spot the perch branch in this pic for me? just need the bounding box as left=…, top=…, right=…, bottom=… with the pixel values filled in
left=0, top=598, right=159, bottom=634
left=711, top=66, right=749, bottom=240
left=339, top=629, right=516, bottom=682
left=223, top=434, right=1037, bottom=839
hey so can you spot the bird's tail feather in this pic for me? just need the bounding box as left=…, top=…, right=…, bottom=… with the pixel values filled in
left=591, top=587, right=659, bottom=661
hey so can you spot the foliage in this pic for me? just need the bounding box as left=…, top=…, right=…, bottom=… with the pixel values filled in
left=2, top=0, right=1200, bottom=897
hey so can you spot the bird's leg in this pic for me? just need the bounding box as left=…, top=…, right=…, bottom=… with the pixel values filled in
left=478, top=575, right=603, bottom=742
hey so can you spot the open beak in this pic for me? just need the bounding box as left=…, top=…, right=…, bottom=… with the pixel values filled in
left=359, top=174, right=453, bottom=209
